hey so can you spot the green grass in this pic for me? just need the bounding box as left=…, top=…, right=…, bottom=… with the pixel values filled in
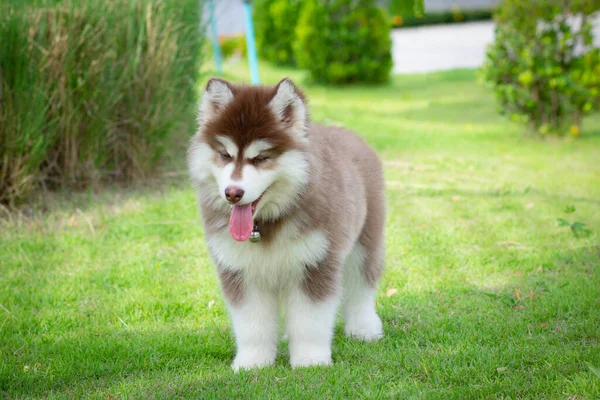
left=1, top=61, right=600, bottom=398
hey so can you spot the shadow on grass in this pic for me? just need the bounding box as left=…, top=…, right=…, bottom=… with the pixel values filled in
left=0, top=175, right=191, bottom=227
left=1, top=327, right=234, bottom=397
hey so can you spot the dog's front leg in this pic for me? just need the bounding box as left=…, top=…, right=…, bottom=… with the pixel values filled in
left=219, top=270, right=279, bottom=371
left=286, top=261, right=341, bottom=368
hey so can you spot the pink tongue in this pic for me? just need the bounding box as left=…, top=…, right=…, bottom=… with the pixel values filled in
left=229, top=204, right=253, bottom=242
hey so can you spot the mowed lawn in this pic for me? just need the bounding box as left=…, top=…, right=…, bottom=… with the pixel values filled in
left=2, top=62, right=600, bottom=399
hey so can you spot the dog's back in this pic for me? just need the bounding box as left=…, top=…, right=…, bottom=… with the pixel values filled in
left=298, top=123, right=386, bottom=294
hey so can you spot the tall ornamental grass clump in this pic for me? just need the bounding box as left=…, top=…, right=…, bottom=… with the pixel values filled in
left=0, top=0, right=203, bottom=205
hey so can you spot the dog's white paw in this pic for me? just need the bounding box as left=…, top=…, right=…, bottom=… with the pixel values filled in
left=345, top=313, right=383, bottom=341
left=231, top=348, right=275, bottom=371
left=290, top=345, right=332, bottom=368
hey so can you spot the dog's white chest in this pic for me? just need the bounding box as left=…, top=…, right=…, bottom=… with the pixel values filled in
left=206, top=224, right=328, bottom=288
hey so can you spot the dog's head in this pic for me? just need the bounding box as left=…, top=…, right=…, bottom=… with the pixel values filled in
left=188, top=78, right=311, bottom=241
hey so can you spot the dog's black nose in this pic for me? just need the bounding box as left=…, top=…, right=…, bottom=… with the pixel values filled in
left=225, top=186, right=244, bottom=203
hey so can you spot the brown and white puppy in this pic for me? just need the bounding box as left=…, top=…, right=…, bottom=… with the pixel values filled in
left=188, top=77, right=386, bottom=370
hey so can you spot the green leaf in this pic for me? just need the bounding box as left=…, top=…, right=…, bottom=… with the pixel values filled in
left=557, top=218, right=570, bottom=227
left=518, top=70, right=533, bottom=85
left=564, top=205, right=576, bottom=214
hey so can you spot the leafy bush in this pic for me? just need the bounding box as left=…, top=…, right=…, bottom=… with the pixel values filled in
left=482, top=0, right=600, bottom=136
left=219, top=35, right=247, bottom=59
left=295, top=0, right=393, bottom=84
left=253, top=0, right=302, bottom=66
left=390, top=9, right=493, bottom=28
left=0, top=0, right=202, bottom=205
left=388, top=0, right=425, bottom=19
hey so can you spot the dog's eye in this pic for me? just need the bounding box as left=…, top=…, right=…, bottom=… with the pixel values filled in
left=219, top=151, right=233, bottom=161
left=252, top=154, right=269, bottom=163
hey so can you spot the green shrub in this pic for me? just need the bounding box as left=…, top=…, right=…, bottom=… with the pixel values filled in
left=253, top=0, right=302, bottom=66
left=0, top=0, right=202, bottom=205
left=390, top=9, right=493, bottom=28
left=295, top=0, right=393, bottom=84
left=388, top=0, right=425, bottom=19
left=482, top=0, right=600, bottom=136
left=219, top=35, right=247, bottom=59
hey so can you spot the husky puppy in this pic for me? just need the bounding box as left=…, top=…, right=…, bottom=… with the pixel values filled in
left=188, top=78, right=385, bottom=370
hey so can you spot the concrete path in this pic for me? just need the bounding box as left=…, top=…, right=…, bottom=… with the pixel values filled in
left=391, top=21, right=495, bottom=74
left=392, top=17, right=600, bottom=74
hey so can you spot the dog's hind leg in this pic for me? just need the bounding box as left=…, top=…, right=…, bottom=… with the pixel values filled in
left=342, top=157, right=386, bottom=340
left=341, top=242, right=384, bottom=341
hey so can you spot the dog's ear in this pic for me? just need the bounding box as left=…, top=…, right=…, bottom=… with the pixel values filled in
left=268, top=78, right=308, bottom=138
left=198, top=78, right=235, bottom=125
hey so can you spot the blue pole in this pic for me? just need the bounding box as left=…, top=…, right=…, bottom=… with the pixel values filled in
left=208, top=0, right=222, bottom=74
left=243, top=0, right=260, bottom=84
